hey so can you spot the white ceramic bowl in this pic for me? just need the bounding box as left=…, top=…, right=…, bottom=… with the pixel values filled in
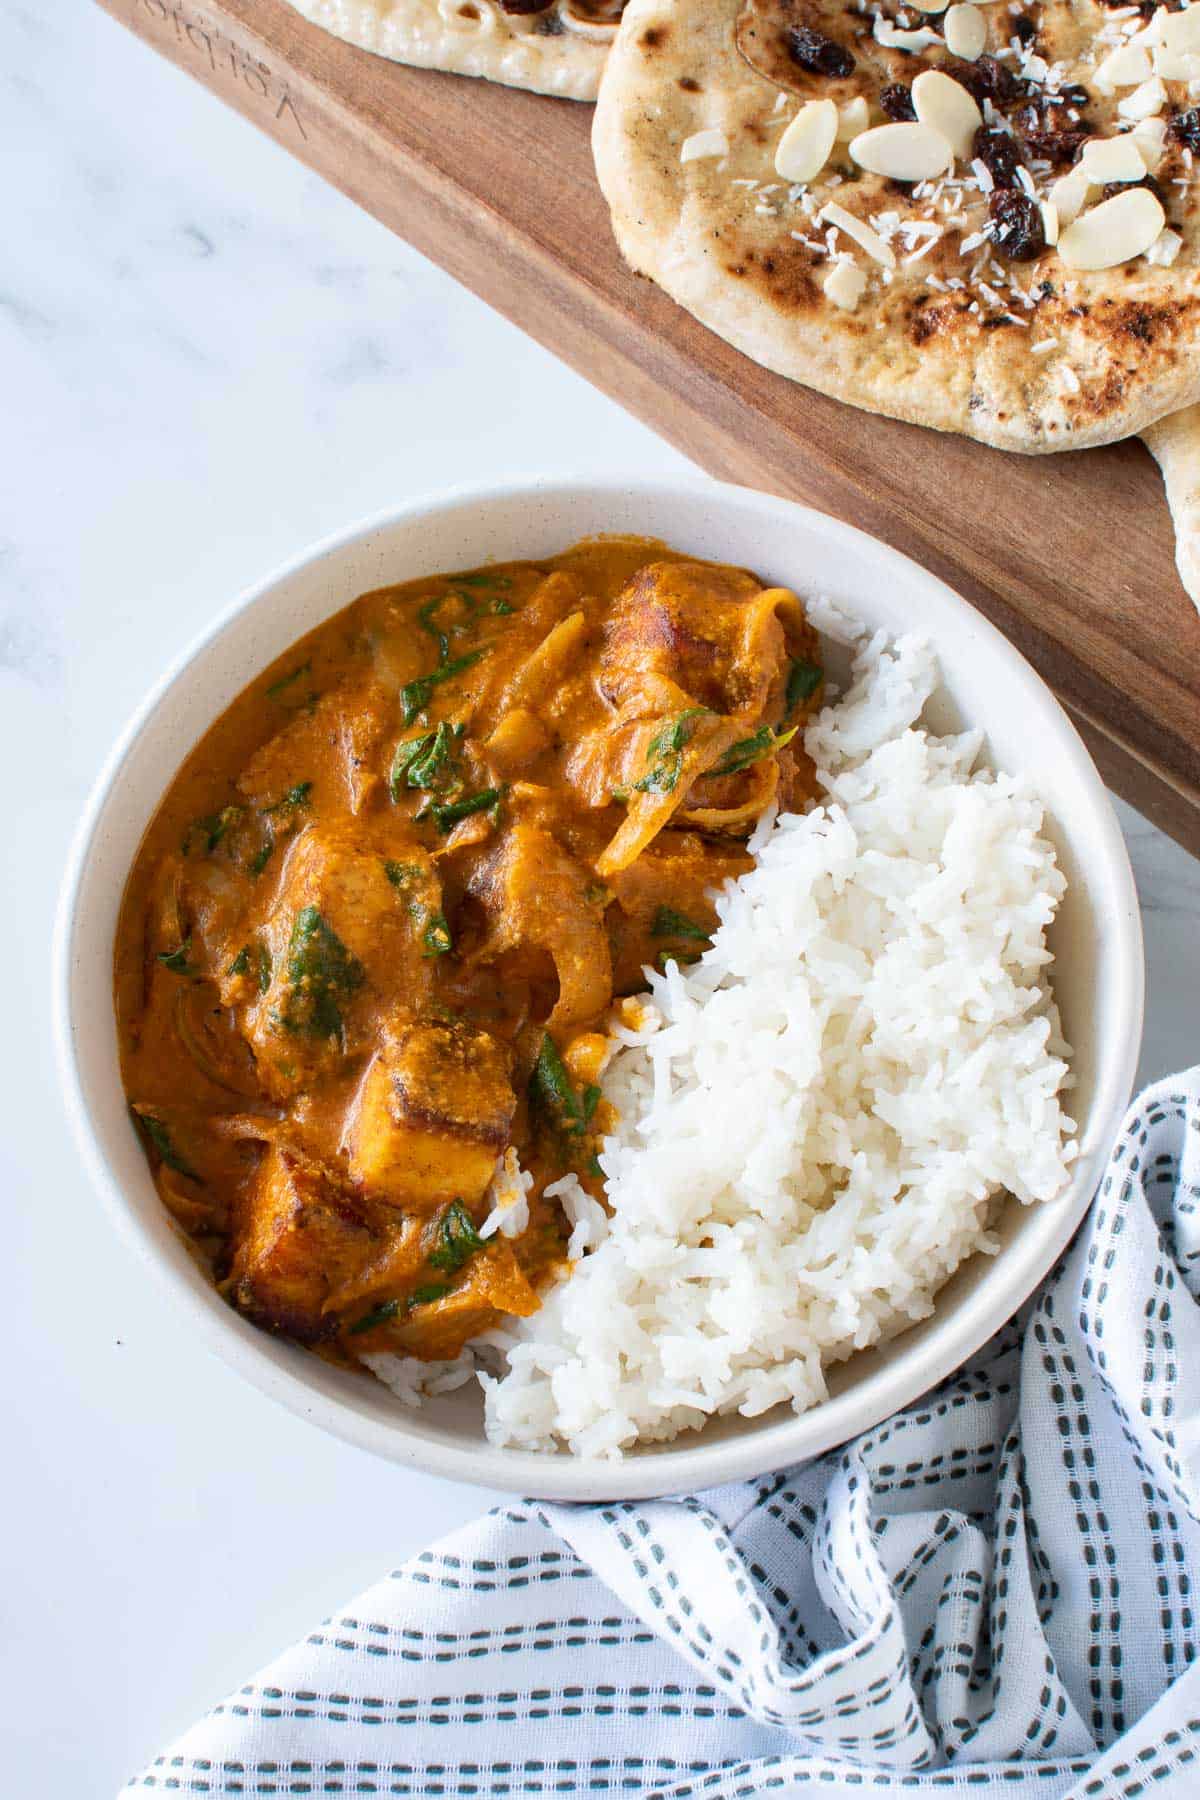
left=55, top=476, right=1143, bottom=1500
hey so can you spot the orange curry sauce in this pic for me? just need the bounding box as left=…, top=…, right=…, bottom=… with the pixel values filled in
left=115, top=537, right=823, bottom=1368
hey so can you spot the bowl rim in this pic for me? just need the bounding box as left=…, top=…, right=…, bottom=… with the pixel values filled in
left=53, top=472, right=1145, bottom=1500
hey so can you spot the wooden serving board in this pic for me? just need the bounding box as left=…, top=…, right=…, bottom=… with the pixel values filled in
left=99, top=0, right=1200, bottom=852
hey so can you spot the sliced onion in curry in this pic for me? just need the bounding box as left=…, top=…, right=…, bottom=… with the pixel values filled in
left=173, top=985, right=265, bottom=1100
left=498, top=610, right=590, bottom=714
left=157, top=1169, right=224, bottom=1232
left=468, top=818, right=614, bottom=1030
left=207, top=1111, right=289, bottom=1141
left=677, top=754, right=781, bottom=834
left=595, top=711, right=743, bottom=877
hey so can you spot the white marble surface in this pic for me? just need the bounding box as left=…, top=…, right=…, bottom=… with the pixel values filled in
left=3, top=4, right=1198, bottom=1794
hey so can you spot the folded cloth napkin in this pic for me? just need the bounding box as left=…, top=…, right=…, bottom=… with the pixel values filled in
left=123, top=1071, right=1200, bottom=1799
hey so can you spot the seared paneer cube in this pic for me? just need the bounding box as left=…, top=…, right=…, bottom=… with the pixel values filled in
left=241, top=825, right=444, bottom=1094
left=389, top=1238, right=541, bottom=1360
left=231, top=1145, right=378, bottom=1342
left=599, top=559, right=766, bottom=715
left=343, top=1020, right=516, bottom=1208
left=237, top=682, right=393, bottom=817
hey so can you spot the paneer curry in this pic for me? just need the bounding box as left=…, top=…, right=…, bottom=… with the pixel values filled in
left=116, top=538, right=824, bottom=1367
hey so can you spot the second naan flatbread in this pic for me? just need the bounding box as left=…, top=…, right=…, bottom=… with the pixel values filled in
left=287, top=0, right=621, bottom=100
left=1145, top=404, right=1200, bottom=610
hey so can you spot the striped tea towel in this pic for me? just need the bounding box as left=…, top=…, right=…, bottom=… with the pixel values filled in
left=123, top=1070, right=1200, bottom=1799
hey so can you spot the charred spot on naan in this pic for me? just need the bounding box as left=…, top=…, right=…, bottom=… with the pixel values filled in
left=723, top=240, right=826, bottom=312
left=1064, top=299, right=1192, bottom=419
left=1102, top=298, right=1189, bottom=349
left=735, top=0, right=866, bottom=102
left=907, top=295, right=978, bottom=348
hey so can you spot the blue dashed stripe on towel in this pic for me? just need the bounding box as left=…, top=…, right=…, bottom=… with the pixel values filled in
left=122, top=1071, right=1200, bottom=1799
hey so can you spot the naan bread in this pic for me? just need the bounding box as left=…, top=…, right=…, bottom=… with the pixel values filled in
left=285, top=0, right=621, bottom=99
left=593, top=0, right=1200, bottom=449
left=1144, top=404, right=1200, bottom=609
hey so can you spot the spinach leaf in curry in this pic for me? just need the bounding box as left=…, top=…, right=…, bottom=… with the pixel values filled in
left=274, top=907, right=364, bottom=1042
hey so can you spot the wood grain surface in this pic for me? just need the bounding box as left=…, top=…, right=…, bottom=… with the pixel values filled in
left=96, top=0, right=1200, bottom=853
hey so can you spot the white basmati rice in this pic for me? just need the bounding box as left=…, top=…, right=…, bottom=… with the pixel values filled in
left=478, top=1146, right=533, bottom=1241
left=371, top=621, right=1077, bottom=1458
